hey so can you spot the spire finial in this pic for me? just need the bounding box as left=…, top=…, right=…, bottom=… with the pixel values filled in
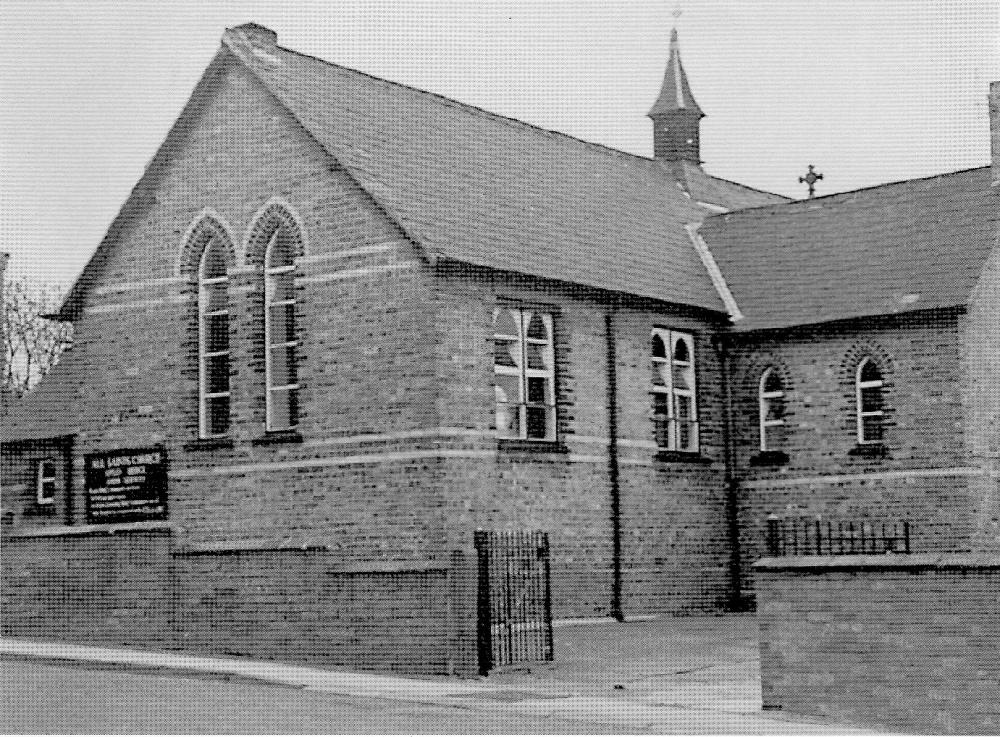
left=672, top=5, right=682, bottom=24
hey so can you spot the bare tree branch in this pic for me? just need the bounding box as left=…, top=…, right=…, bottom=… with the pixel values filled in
left=2, top=275, right=73, bottom=395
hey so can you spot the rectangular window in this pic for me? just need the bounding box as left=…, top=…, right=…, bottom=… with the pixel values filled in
left=651, top=328, right=699, bottom=453
left=493, top=306, right=556, bottom=441
left=36, top=459, right=57, bottom=505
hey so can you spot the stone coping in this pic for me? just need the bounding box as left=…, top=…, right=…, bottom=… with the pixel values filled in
left=754, top=551, right=1000, bottom=571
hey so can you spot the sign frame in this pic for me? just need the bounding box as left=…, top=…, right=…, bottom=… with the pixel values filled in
left=84, top=446, right=168, bottom=524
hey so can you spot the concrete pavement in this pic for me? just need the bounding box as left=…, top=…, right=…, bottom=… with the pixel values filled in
left=0, top=622, right=878, bottom=734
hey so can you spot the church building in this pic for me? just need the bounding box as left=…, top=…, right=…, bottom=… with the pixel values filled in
left=3, top=22, right=999, bottom=674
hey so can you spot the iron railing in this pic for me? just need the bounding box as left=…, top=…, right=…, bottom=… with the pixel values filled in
left=765, top=516, right=911, bottom=557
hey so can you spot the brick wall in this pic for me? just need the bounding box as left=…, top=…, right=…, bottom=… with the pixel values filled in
left=1, top=528, right=478, bottom=676
left=432, top=266, right=733, bottom=617
left=730, top=310, right=976, bottom=596
left=756, top=554, right=1000, bottom=734
left=1, top=528, right=175, bottom=648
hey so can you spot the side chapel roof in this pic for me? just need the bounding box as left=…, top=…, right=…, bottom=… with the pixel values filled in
left=701, top=166, right=1000, bottom=331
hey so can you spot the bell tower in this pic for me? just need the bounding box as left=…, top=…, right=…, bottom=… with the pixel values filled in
left=648, top=27, right=704, bottom=163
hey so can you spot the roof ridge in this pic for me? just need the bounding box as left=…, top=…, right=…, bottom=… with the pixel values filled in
left=708, top=165, right=991, bottom=221
left=272, top=43, right=670, bottom=172
left=692, top=167, right=790, bottom=200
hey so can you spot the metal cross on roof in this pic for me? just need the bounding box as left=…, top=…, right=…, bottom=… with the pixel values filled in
left=799, top=164, right=824, bottom=198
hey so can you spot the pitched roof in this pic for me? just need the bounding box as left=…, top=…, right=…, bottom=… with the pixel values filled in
left=215, top=28, right=728, bottom=314
left=701, top=167, right=1000, bottom=331
left=669, top=160, right=789, bottom=212
left=648, top=29, right=703, bottom=118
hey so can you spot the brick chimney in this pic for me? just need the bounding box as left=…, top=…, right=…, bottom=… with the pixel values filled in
left=991, top=81, right=1000, bottom=186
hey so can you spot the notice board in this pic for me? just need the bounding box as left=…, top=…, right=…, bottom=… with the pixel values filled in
left=84, top=447, right=168, bottom=524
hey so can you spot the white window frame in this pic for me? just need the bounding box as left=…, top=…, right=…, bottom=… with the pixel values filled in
left=36, top=458, right=57, bottom=505
left=856, top=357, right=884, bottom=444
left=264, top=231, right=299, bottom=432
left=198, top=241, right=231, bottom=439
left=651, top=328, right=699, bottom=453
left=759, top=367, right=786, bottom=452
left=492, top=306, right=556, bottom=442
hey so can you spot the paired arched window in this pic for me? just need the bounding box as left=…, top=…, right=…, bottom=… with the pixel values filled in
left=184, top=204, right=303, bottom=440
left=264, top=227, right=299, bottom=431
left=855, top=357, right=884, bottom=444
left=493, top=306, right=556, bottom=441
left=651, top=329, right=698, bottom=452
left=198, top=236, right=232, bottom=438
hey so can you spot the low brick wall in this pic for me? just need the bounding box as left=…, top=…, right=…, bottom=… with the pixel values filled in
left=1, top=527, right=477, bottom=676
left=755, top=553, right=1000, bottom=734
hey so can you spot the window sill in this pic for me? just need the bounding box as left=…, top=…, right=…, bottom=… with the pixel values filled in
left=183, top=437, right=234, bottom=452
left=498, top=438, right=569, bottom=454
left=251, top=430, right=304, bottom=447
left=749, top=450, right=789, bottom=467
left=847, top=443, right=889, bottom=459
left=654, top=450, right=713, bottom=464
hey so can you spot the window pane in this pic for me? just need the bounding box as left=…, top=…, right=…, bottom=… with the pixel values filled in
left=860, top=360, right=882, bottom=383
left=269, top=345, right=297, bottom=386
left=206, top=313, right=229, bottom=353
left=763, top=370, right=783, bottom=394
left=861, top=386, right=883, bottom=414
left=526, top=376, right=550, bottom=405
left=526, top=313, right=549, bottom=341
left=201, top=240, right=228, bottom=279
left=206, top=354, right=229, bottom=394
left=862, top=415, right=883, bottom=442
left=652, top=392, right=669, bottom=416
left=269, top=303, right=295, bottom=344
left=207, top=395, right=230, bottom=435
left=269, top=387, right=297, bottom=430
left=268, top=272, right=295, bottom=302
left=654, top=417, right=671, bottom=448
left=202, top=282, right=227, bottom=313
left=672, top=337, right=690, bottom=363
left=40, top=480, right=56, bottom=501
left=267, top=230, right=294, bottom=269
left=493, top=338, right=519, bottom=368
left=494, top=386, right=520, bottom=437
left=674, top=393, right=694, bottom=420
left=526, top=342, right=549, bottom=370
left=673, top=364, right=693, bottom=391
left=41, top=460, right=56, bottom=478
left=651, top=334, right=667, bottom=359
left=763, top=396, right=785, bottom=422
left=526, top=405, right=551, bottom=439
left=493, top=309, right=518, bottom=338
left=494, top=373, right=520, bottom=404
left=677, top=420, right=697, bottom=452
left=651, top=360, right=668, bottom=387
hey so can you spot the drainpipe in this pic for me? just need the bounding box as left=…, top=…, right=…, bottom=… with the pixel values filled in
left=714, top=333, right=744, bottom=611
left=605, top=306, right=624, bottom=622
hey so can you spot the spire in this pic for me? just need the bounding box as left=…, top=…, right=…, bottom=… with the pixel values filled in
left=648, top=26, right=705, bottom=163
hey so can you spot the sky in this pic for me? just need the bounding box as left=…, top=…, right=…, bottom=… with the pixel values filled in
left=1, top=0, right=998, bottom=288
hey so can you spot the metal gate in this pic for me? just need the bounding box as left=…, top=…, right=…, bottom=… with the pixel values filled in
left=474, top=530, right=554, bottom=675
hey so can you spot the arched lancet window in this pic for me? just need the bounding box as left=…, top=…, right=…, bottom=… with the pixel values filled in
left=265, top=228, right=299, bottom=431
left=199, top=237, right=232, bottom=438
left=856, top=357, right=884, bottom=444
left=650, top=328, right=698, bottom=452
left=758, top=368, right=786, bottom=452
